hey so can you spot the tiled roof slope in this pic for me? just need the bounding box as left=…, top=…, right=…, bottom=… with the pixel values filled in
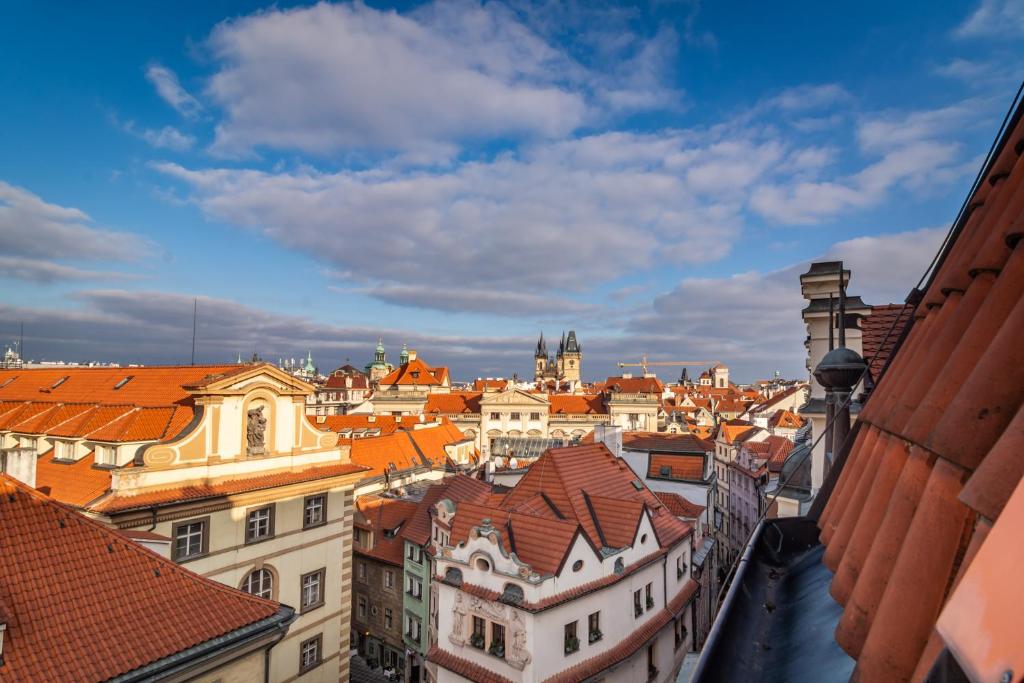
left=315, top=414, right=402, bottom=436
left=349, top=424, right=468, bottom=479
left=0, top=365, right=239, bottom=406
left=860, top=304, right=914, bottom=381
left=548, top=394, right=606, bottom=414
left=648, top=454, right=705, bottom=481
left=354, top=496, right=420, bottom=566
left=0, top=474, right=283, bottom=683
left=424, top=391, right=483, bottom=414
left=379, top=358, right=443, bottom=386
left=400, top=474, right=491, bottom=546
left=35, top=448, right=112, bottom=506
left=655, top=491, right=706, bottom=518
left=497, top=444, right=692, bottom=557
left=604, top=376, right=664, bottom=394
left=814, top=96, right=1024, bottom=681
left=621, top=431, right=711, bottom=453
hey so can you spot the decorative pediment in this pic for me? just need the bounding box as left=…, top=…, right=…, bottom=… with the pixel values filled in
left=479, top=389, right=550, bottom=407
left=186, top=363, right=314, bottom=397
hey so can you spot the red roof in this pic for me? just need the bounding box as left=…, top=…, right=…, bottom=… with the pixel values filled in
left=427, top=647, right=514, bottom=683
left=35, top=448, right=113, bottom=507
left=655, top=491, right=706, bottom=518
left=379, top=358, right=443, bottom=386
left=473, top=378, right=508, bottom=391
left=354, top=496, right=420, bottom=566
left=621, top=431, right=712, bottom=453
left=548, top=394, right=606, bottom=414
left=424, top=391, right=483, bottom=414
left=400, top=474, right=491, bottom=546
left=604, top=376, right=664, bottom=394
left=768, top=409, right=803, bottom=430
left=648, top=454, right=705, bottom=481
left=0, top=474, right=282, bottom=683
left=316, top=414, right=402, bottom=436
left=815, top=100, right=1024, bottom=682
left=469, top=444, right=693, bottom=571
left=349, top=424, right=468, bottom=479
left=861, top=304, right=914, bottom=381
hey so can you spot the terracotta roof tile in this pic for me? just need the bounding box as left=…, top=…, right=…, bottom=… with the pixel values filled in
left=354, top=496, right=420, bottom=566
left=548, top=394, right=607, bottom=415
left=379, top=358, right=442, bottom=387
left=861, top=304, right=914, bottom=380
left=648, top=454, right=705, bottom=481
left=654, top=491, right=706, bottom=518
left=473, top=378, right=508, bottom=391
left=34, top=448, right=113, bottom=507
left=314, top=414, right=401, bottom=436
left=400, top=474, right=491, bottom=546
left=813, top=98, right=1024, bottom=681
left=93, top=461, right=366, bottom=512
left=427, top=646, right=514, bottom=683
left=604, top=376, right=664, bottom=394
left=0, top=474, right=282, bottom=683
left=622, top=431, right=711, bottom=453
left=424, top=391, right=483, bottom=414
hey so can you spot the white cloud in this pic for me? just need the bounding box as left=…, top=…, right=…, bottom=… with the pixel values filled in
left=955, top=0, right=1024, bottom=38
left=145, top=63, right=203, bottom=118
left=0, top=181, right=149, bottom=262
left=0, top=257, right=132, bottom=284
left=202, top=1, right=679, bottom=156
left=629, top=225, right=948, bottom=379
left=155, top=127, right=779, bottom=293
left=121, top=118, right=195, bottom=151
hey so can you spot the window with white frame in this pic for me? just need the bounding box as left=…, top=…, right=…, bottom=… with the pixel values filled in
left=242, top=568, right=273, bottom=599
left=299, top=634, right=322, bottom=673
left=405, top=614, right=422, bottom=642
left=301, top=568, right=325, bottom=611
left=95, top=444, right=116, bottom=465
left=384, top=569, right=395, bottom=590
left=245, top=505, right=275, bottom=543
left=405, top=575, right=423, bottom=599
left=303, top=493, right=326, bottom=528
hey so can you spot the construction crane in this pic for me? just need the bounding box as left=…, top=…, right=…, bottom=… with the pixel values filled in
left=617, top=354, right=719, bottom=376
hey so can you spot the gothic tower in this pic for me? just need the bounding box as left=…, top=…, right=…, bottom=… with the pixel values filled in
left=534, top=333, right=548, bottom=382
left=561, top=330, right=582, bottom=382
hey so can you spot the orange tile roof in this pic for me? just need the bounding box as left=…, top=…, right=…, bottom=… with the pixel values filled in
left=548, top=393, right=606, bottom=414
left=0, top=365, right=240, bottom=406
left=648, top=454, right=705, bottom=481
left=621, top=431, right=712, bottom=453
left=718, top=421, right=758, bottom=445
left=655, top=491, right=706, bottom=518
left=427, top=647, right=514, bottom=683
left=861, top=304, right=914, bottom=381
left=354, top=496, right=420, bottom=566
left=0, top=474, right=283, bottom=683
left=34, top=448, right=113, bottom=507
left=768, top=409, right=803, bottom=430
left=406, top=423, right=472, bottom=467
left=424, top=391, right=482, bottom=414
left=812, top=98, right=1024, bottom=681
left=379, top=358, right=443, bottom=386
left=473, top=378, right=508, bottom=391
left=350, top=431, right=425, bottom=478
left=400, top=474, right=491, bottom=546
left=316, top=414, right=402, bottom=436
left=604, top=376, right=664, bottom=394
left=92, top=461, right=366, bottom=513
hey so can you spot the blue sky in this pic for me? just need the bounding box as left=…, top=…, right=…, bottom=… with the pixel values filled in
left=1, top=0, right=1022, bottom=381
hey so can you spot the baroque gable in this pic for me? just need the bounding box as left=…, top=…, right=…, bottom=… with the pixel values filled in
left=479, top=388, right=551, bottom=408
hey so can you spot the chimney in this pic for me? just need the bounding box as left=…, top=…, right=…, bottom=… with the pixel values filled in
left=1, top=443, right=37, bottom=488
left=408, top=349, right=418, bottom=362
left=594, top=424, right=623, bottom=458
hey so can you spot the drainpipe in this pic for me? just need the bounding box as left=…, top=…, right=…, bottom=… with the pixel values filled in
left=147, top=506, right=158, bottom=532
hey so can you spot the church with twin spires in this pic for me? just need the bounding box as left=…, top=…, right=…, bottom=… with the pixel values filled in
left=533, top=330, right=582, bottom=386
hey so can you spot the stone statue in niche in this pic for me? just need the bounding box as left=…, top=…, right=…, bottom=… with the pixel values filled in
left=449, top=592, right=467, bottom=646
left=247, top=406, right=267, bottom=456
left=508, top=610, right=531, bottom=670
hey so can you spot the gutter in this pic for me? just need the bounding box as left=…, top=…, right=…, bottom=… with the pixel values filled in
left=689, top=518, right=763, bottom=682
left=107, top=605, right=296, bottom=682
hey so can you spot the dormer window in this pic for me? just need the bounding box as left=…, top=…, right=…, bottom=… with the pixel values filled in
left=95, top=444, right=116, bottom=466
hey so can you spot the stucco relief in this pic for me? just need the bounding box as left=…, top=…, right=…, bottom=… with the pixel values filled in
left=469, top=595, right=506, bottom=621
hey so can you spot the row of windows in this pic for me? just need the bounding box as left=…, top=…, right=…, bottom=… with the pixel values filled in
left=563, top=611, right=603, bottom=655
left=240, top=566, right=326, bottom=612
left=172, top=493, right=327, bottom=561
left=487, top=412, right=543, bottom=421
left=356, top=596, right=395, bottom=629
left=633, top=582, right=655, bottom=617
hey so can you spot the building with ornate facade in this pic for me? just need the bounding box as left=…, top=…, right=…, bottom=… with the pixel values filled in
left=428, top=443, right=699, bottom=682
left=0, top=364, right=366, bottom=683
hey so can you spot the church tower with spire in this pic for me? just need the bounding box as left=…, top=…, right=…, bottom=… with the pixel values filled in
left=534, top=332, right=548, bottom=382
left=560, top=330, right=582, bottom=383
left=533, top=330, right=582, bottom=386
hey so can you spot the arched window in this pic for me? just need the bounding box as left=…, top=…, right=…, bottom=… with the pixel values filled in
left=501, top=582, right=525, bottom=604
left=614, top=558, right=625, bottom=574
left=242, top=568, right=273, bottom=599
left=445, top=567, right=463, bottom=586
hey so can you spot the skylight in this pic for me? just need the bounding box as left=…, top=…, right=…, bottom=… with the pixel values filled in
left=113, top=375, right=134, bottom=390
left=51, top=376, right=69, bottom=389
